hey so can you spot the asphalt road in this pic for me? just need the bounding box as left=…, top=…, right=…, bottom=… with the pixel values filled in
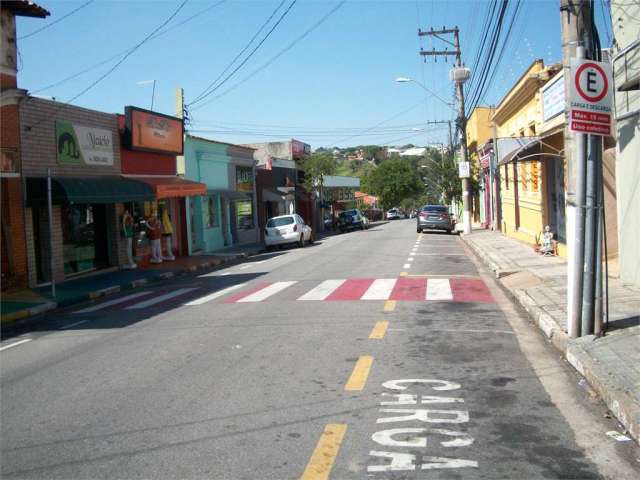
left=1, top=219, right=638, bottom=479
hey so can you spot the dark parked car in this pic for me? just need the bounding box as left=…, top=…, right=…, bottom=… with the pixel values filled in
left=416, top=205, right=454, bottom=233
left=338, top=209, right=369, bottom=232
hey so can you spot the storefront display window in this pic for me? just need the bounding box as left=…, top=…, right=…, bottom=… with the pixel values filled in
left=206, top=195, right=219, bottom=228
left=236, top=199, right=254, bottom=230
left=61, top=204, right=108, bottom=275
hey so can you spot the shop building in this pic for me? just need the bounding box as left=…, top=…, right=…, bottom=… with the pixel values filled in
left=118, top=107, right=206, bottom=265
left=0, top=1, right=49, bottom=290
left=466, top=107, right=494, bottom=228
left=183, top=135, right=258, bottom=254
left=20, top=98, right=156, bottom=286
left=492, top=60, right=567, bottom=253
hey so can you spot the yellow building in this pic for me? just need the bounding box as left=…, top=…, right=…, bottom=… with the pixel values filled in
left=493, top=59, right=566, bottom=254
left=466, top=107, right=494, bottom=227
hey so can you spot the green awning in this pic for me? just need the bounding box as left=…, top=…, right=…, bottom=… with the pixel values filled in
left=26, top=177, right=155, bottom=206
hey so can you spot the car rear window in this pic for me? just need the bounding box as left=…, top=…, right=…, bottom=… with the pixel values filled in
left=267, top=217, right=294, bottom=227
left=422, top=206, right=448, bottom=213
left=341, top=210, right=357, bottom=217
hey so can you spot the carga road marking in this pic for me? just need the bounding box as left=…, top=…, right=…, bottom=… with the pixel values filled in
left=237, top=281, right=297, bottom=302
left=125, top=288, right=197, bottom=309
left=345, top=356, right=374, bottom=391
left=361, top=279, right=397, bottom=300
left=300, top=424, right=347, bottom=480
left=60, top=320, right=89, bottom=329
left=403, top=264, right=411, bottom=269
left=298, top=279, right=346, bottom=301
left=185, top=283, right=247, bottom=305
left=384, top=300, right=397, bottom=311
left=0, top=338, right=32, bottom=352
left=369, top=321, right=389, bottom=339
left=74, top=291, right=153, bottom=313
left=426, top=279, right=453, bottom=301
left=399, top=272, right=409, bottom=277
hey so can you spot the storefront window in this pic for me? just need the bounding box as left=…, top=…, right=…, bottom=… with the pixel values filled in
left=236, top=199, right=254, bottom=230
left=206, top=195, right=219, bottom=228
left=61, top=204, right=105, bottom=275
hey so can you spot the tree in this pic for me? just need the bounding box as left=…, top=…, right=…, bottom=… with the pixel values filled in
left=362, top=158, right=423, bottom=210
left=299, top=152, right=337, bottom=194
left=419, top=148, right=462, bottom=205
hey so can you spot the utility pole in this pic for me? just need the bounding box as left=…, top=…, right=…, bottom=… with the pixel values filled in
left=560, top=0, right=597, bottom=338
left=419, top=27, right=472, bottom=234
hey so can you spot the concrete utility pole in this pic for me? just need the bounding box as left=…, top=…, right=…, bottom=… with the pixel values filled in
left=560, top=0, right=596, bottom=338
left=419, top=27, right=472, bottom=234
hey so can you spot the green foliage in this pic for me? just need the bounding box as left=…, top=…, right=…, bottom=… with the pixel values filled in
left=418, top=148, right=462, bottom=205
left=362, top=158, right=423, bottom=210
left=299, top=152, right=337, bottom=192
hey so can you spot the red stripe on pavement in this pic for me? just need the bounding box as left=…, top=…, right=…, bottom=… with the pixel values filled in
left=390, top=277, right=426, bottom=301
left=222, top=283, right=272, bottom=303
left=325, top=278, right=375, bottom=301
left=450, top=278, right=494, bottom=303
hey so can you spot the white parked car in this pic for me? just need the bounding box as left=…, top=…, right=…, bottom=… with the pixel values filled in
left=264, top=214, right=313, bottom=250
left=386, top=208, right=400, bottom=220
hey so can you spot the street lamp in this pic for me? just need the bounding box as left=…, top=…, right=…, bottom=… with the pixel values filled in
left=394, top=77, right=456, bottom=111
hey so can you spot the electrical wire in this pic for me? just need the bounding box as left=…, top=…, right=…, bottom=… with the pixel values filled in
left=18, top=0, right=95, bottom=40
left=189, top=0, right=346, bottom=111
left=188, top=0, right=285, bottom=105
left=26, top=0, right=189, bottom=130
left=30, top=0, right=228, bottom=94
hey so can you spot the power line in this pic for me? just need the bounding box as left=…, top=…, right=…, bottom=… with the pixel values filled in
left=18, top=0, right=95, bottom=40
left=30, top=0, right=228, bottom=94
left=188, top=0, right=287, bottom=105
left=190, top=0, right=346, bottom=111
left=26, top=0, right=190, bottom=130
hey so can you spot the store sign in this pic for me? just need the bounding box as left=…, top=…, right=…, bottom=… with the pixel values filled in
left=458, top=161, right=470, bottom=178
left=56, top=120, right=114, bottom=166
left=236, top=166, right=254, bottom=192
left=542, top=73, right=564, bottom=122
left=125, top=106, right=184, bottom=154
left=569, top=58, right=613, bottom=136
left=324, top=188, right=355, bottom=202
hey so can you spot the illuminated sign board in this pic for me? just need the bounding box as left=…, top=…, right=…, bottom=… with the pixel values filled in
left=124, top=106, right=184, bottom=155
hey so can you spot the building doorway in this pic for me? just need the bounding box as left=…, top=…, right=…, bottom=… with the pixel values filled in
left=546, top=157, right=566, bottom=242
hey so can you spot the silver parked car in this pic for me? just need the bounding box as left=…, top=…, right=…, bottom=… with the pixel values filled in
left=416, top=205, right=454, bottom=234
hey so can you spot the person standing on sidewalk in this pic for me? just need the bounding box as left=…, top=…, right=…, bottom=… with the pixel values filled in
left=147, top=213, right=162, bottom=264
left=122, top=209, right=137, bottom=269
left=161, top=208, right=176, bottom=261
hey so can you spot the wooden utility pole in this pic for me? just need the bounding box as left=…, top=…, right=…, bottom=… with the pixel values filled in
left=419, top=27, right=472, bottom=233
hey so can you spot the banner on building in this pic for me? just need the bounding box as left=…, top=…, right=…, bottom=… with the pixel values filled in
left=236, top=166, right=254, bottom=192
left=124, top=106, right=184, bottom=154
left=56, top=121, right=114, bottom=166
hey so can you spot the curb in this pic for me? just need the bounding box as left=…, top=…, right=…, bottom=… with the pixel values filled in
left=462, top=234, right=638, bottom=444
left=1, top=248, right=264, bottom=326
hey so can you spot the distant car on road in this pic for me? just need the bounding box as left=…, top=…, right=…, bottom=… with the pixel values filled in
left=264, top=214, right=313, bottom=250
left=338, top=209, right=369, bottom=232
left=386, top=208, right=400, bottom=220
left=416, top=205, right=454, bottom=234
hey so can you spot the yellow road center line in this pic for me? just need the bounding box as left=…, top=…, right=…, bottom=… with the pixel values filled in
left=369, top=321, right=389, bottom=339
left=384, top=300, right=396, bottom=311
left=300, top=424, right=347, bottom=480
left=345, top=355, right=374, bottom=391
left=399, top=271, right=408, bottom=277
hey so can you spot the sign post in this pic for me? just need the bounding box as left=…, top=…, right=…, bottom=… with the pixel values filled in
left=458, top=161, right=470, bottom=179
left=569, top=59, right=613, bottom=136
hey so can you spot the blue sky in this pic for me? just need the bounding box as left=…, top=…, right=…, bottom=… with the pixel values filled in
left=16, top=0, right=613, bottom=149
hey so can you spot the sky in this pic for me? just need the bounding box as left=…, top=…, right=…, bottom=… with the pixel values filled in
left=16, top=0, right=614, bottom=149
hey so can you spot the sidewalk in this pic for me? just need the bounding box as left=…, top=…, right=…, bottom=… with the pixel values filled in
left=463, top=228, right=640, bottom=443
left=1, top=243, right=264, bottom=325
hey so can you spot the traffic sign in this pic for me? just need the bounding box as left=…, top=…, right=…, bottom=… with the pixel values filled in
left=458, top=161, right=470, bottom=178
left=569, top=58, right=613, bottom=136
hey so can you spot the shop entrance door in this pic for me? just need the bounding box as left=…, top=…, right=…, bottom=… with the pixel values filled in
left=546, top=158, right=566, bottom=243
left=93, top=205, right=109, bottom=269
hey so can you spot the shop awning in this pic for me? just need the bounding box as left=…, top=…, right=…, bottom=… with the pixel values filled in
left=262, top=189, right=285, bottom=203
left=26, top=176, right=155, bottom=206
left=497, top=128, right=564, bottom=165
left=136, top=176, right=207, bottom=199
left=210, top=189, right=251, bottom=200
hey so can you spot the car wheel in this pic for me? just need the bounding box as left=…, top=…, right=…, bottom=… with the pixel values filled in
left=447, top=230, right=452, bottom=234
left=417, top=228, right=422, bottom=233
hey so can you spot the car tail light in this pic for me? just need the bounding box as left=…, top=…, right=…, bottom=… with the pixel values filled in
left=419, top=211, right=428, bottom=218
left=293, top=224, right=298, bottom=232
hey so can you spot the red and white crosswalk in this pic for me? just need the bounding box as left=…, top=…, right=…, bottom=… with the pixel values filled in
left=73, top=277, right=494, bottom=314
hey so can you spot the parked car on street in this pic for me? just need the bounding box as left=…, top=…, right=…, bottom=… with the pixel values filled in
left=264, top=214, right=313, bottom=250
left=416, top=205, right=454, bottom=233
left=338, top=209, right=369, bottom=232
left=386, top=208, right=400, bottom=220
